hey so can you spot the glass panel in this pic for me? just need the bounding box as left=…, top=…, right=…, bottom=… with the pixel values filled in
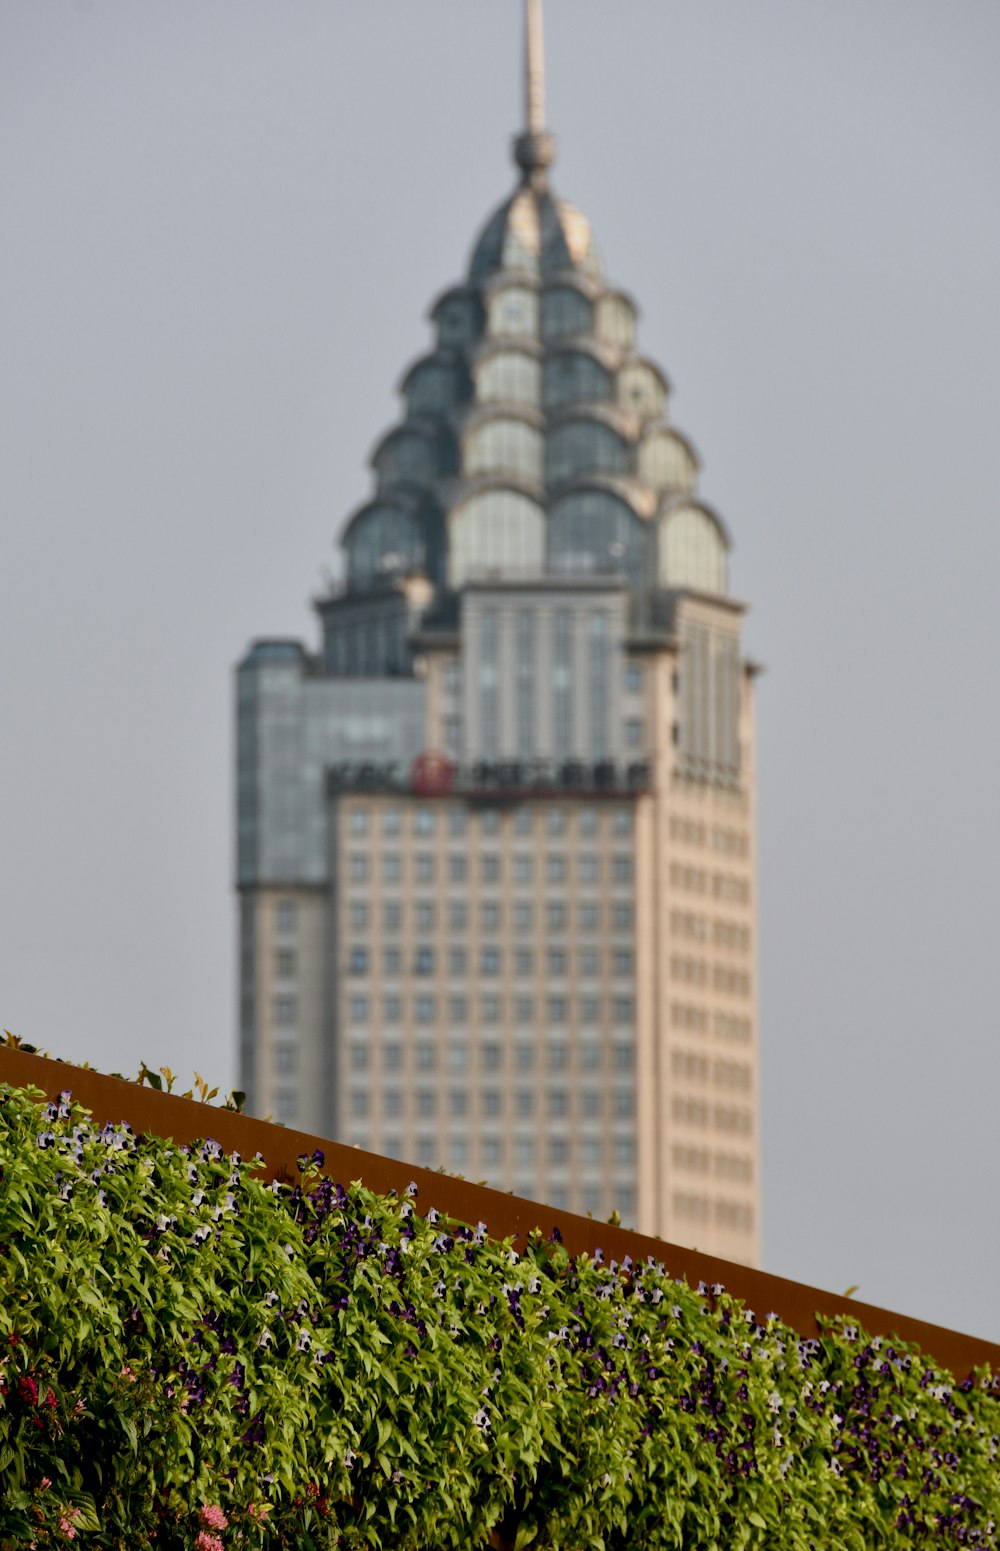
left=476, top=351, right=542, bottom=408
left=638, top=429, right=697, bottom=494
left=546, top=418, right=631, bottom=486
left=541, top=287, right=593, bottom=341
left=549, top=490, right=647, bottom=583
left=659, top=506, right=727, bottom=594
left=595, top=293, right=637, bottom=351
left=375, top=430, right=437, bottom=492
left=544, top=352, right=613, bottom=411
left=617, top=362, right=666, bottom=420
left=346, top=506, right=424, bottom=590
left=487, top=286, right=539, bottom=341
left=449, top=490, right=545, bottom=586
left=406, top=361, right=460, bottom=417
left=464, top=418, right=543, bottom=482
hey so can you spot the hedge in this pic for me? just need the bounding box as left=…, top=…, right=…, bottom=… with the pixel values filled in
left=1, top=1080, right=998, bottom=1549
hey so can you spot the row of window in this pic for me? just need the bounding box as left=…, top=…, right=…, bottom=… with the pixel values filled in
left=671, top=1098, right=753, bottom=1135
left=346, top=804, right=635, bottom=840
left=347, top=1086, right=636, bottom=1121
left=346, top=945, right=635, bottom=979
left=670, top=959, right=753, bottom=997
left=670, top=913, right=752, bottom=951
left=671, top=1146, right=754, bottom=1183
left=669, top=818, right=750, bottom=856
left=342, top=992, right=636, bottom=1027
left=671, top=1005, right=753, bottom=1042
left=346, top=1039, right=634, bottom=1074
left=346, top=852, right=635, bottom=886
left=673, top=1194, right=754, bottom=1231
left=670, top=1052, right=753, bottom=1091
left=350, top=899, right=634, bottom=935
left=670, top=865, right=752, bottom=903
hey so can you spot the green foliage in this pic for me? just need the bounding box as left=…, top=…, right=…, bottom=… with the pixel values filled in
left=1, top=1079, right=998, bottom=1550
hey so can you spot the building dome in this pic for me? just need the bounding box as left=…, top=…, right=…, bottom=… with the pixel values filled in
left=338, top=3, right=728, bottom=602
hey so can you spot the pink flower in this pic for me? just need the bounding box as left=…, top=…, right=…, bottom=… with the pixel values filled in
left=39, top=1477, right=52, bottom=1490
left=195, top=1534, right=224, bottom=1551
left=58, top=1516, right=76, bottom=1540
left=199, top=1506, right=229, bottom=1531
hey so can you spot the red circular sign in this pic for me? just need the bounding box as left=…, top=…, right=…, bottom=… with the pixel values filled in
left=409, top=750, right=457, bottom=797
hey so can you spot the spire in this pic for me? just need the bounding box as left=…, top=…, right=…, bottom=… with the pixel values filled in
left=513, top=0, right=556, bottom=185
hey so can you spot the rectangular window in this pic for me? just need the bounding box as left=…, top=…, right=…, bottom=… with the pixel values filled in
left=276, top=900, right=297, bottom=934
left=547, top=855, right=567, bottom=883
left=626, top=718, right=644, bottom=748
left=548, top=997, right=567, bottom=1024
left=416, top=1043, right=436, bottom=1070
left=449, top=854, right=467, bottom=883
left=514, top=808, right=533, bottom=835
left=548, top=1043, right=569, bottom=1071
left=382, top=1044, right=401, bottom=1070
left=449, top=902, right=468, bottom=932
left=383, top=995, right=402, bottom=1023
left=383, top=948, right=402, bottom=976
left=274, top=1045, right=297, bottom=1074
left=553, top=611, right=573, bottom=759
left=448, top=1041, right=467, bottom=1069
left=449, top=948, right=468, bottom=976
left=349, top=1044, right=368, bottom=1071
left=448, top=808, right=467, bottom=838
left=481, top=948, right=502, bottom=976
left=384, top=901, right=402, bottom=932
left=449, top=994, right=468, bottom=1023
left=581, top=1090, right=601, bottom=1118
left=383, top=808, right=402, bottom=836
left=416, top=855, right=435, bottom=883
left=414, top=948, right=435, bottom=976
left=579, top=903, right=600, bottom=932
left=480, top=809, right=502, bottom=835
left=578, top=808, right=598, bottom=836
left=382, top=854, right=401, bottom=883
left=516, top=609, right=536, bottom=759
left=482, top=1044, right=502, bottom=1071
left=612, top=810, right=633, bottom=836
left=546, top=903, right=566, bottom=931
left=582, top=1138, right=602, bottom=1166
left=416, top=903, right=435, bottom=932
left=481, top=855, right=501, bottom=884
left=383, top=1090, right=403, bottom=1118
left=350, top=809, right=370, bottom=836
left=579, top=855, right=600, bottom=884
left=274, top=994, right=297, bottom=1027
left=515, top=1090, right=535, bottom=1118
left=480, top=607, right=499, bottom=759
left=275, top=949, right=296, bottom=978
left=625, top=663, right=644, bottom=694
left=515, top=1044, right=534, bottom=1071
left=350, top=902, right=369, bottom=931
left=613, top=949, right=634, bottom=976
left=417, top=1090, right=436, bottom=1117
left=547, top=808, right=567, bottom=836
left=481, top=902, right=501, bottom=931
left=547, top=949, right=567, bottom=976
left=483, top=1137, right=503, bottom=1166
left=514, top=903, right=534, bottom=931
left=348, top=947, right=369, bottom=975
left=513, top=855, right=533, bottom=883
left=350, top=1091, right=369, bottom=1117
left=612, top=855, right=633, bottom=884
left=349, top=996, right=369, bottom=1023
left=481, top=995, right=501, bottom=1023
left=350, top=855, right=370, bottom=883
left=588, top=609, right=609, bottom=759
left=416, top=995, right=437, bottom=1024
left=514, top=996, right=534, bottom=1023
left=548, top=1090, right=568, bottom=1117
left=413, top=808, right=435, bottom=836
left=579, top=949, right=600, bottom=977
left=612, top=904, right=634, bottom=930
left=612, top=996, right=635, bottom=1025
left=482, top=1091, right=502, bottom=1118
left=549, top=1137, right=568, bottom=1165
left=580, top=997, right=600, bottom=1025
left=449, top=1090, right=468, bottom=1118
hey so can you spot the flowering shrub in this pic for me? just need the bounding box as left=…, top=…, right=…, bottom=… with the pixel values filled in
left=2, top=1079, right=999, bottom=1549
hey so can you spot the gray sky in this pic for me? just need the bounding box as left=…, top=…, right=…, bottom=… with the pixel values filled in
left=3, top=1, right=999, bottom=1342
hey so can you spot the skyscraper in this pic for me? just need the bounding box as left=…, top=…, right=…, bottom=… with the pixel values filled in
left=236, top=1, right=760, bottom=1265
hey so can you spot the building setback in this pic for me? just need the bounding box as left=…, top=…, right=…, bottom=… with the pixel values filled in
left=236, top=0, right=761, bottom=1265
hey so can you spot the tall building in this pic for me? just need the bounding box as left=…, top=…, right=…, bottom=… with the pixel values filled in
left=236, top=1, right=760, bottom=1264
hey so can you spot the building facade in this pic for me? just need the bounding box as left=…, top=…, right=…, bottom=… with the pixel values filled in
left=236, top=1, right=761, bottom=1264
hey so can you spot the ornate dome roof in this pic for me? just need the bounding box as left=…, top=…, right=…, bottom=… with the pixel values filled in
left=337, top=0, right=729, bottom=602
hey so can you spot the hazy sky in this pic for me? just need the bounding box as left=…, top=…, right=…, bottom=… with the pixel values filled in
left=3, top=1, right=999, bottom=1342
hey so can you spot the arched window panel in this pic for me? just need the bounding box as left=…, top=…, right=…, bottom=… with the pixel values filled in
left=659, top=505, right=728, bottom=595
left=405, top=360, right=464, bottom=418
left=502, top=194, right=541, bottom=275
left=546, top=419, right=632, bottom=487
left=617, top=361, right=667, bottom=421
left=464, top=418, right=543, bottom=484
left=596, top=293, right=637, bottom=352
left=374, top=430, right=438, bottom=492
left=448, top=490, right=545, bottom=587
left=541, top=286, right=593, bottom=342
left=543, top=351, right=613, bottom=412
left=638, top=429, right=698, bottom=495
left=476, top=350, right=542, bottom=409
left=346, top=507, right=425, bottom=591
left=487, top=286, right=540, bottom=342
left=549, top=490, right=649, bottom=584
left=434, top=294, right=479, bottom=351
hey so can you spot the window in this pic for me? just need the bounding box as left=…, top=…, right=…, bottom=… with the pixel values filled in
left=443, top=661, right=461, bottom=694
left=416, top=1043, right=436, bottom=1070
left=612, top=856, right=633, bottom=884
left=272, top=992, right=296, bottom=1029
left=383, top=948, right=402, bottom=976
left=514, top=996, right=534, bottom=1023
left=349, top=996, right=369, bottom=1024
left=549, top=1137, right=569, bottom=1165
left=416, top=903, right=435, bottom=933
left=612, top=904, right=634, bottom=931
left=626, top=718, right=644, bottom=748
left=349, top=1044, right=369, bottom=1071
left=413, top=808, right=435, bottom=837
left=612, top=997, right=635, bottom=1025
left=350, top=1091, right=369, bottom=1118
left=579, top=903, right=600, bottom=932
left=275, top=949, right=296, bottom=979
left=449, top=995, right=468, bottom=1023
left=481, top=903, right=501, bottom=931
left=513, top=855, right=533, bottom=883
left=448, top=808, right=468, bottom=837
left=625, top=664, right=644, bottom=694
left=515, top=1044, right=535, bottom=1071
left=383, top=809, right=402, bottom=836
left=414, top=948, right=435, bottom=976
left=578, top=808, right=598, bottom=837
left=416, top=1090, right=436, bottom=1118
left=614, top=1090, right=635, bottom=1117
left=548, top=997, right=567, bottom=1023
left=547, top=808, right=567, bottom=836
left=515, top=1137, right=536, bottom=1166
left=382, top=855, right=401, bottom=883
left=482, top=1091, right=502, bottom=1118
left=481, top=948, right=502, bottom=976
left=548, top=1090, right=568, bottom=1117
left=416, top=995, right=437, bottom=1024
left=384, top=902, right=402, bottom=932
left=582, top=1138, right=602, bottom=1167
left=383, top=1091, right=403, bottom=1119
left=348, top=947, right=369, bottom=975
left=382, top=994, right=402, bottom=1023
left=449, top=1091, right=468, bottom=1118
left=449, top=854, right=467, bottom=882
left=416, top=855, right=435, bottom=884
left=515, top=1090, right=535, bottom=1118
left=579, top=855, right=600, bottom=884
left=382, top=1044, right=402, bottom=1070
left=350, top=809, right=370, bottom=836
left=514, top=808, right=533, bottom=835
left=481, top=809, right=502, bottom=836
left=588, top=609, right=609, bottom=759
left=614, top=1139, right=636, bottom=1165
left=350, top=902, right=369, bottom=931
left=547, top=855, right=567, bottom=883
left=481, top=855, right=501, bottom=884
left=547, top=903, right=566, bottom=932
left=516, top=609, right=536, bottom=758
left=448, top=1042, right=467, bottom=1070
left=581, top=1090, right=601, bottom=1118
left=613, top=1044, right=635, bottom=1071
left=449, top=1138, right=469, bottom=1167
left=449, top=949, right=468, bottom=976
left=547, top=949, right=567, bottom=976
left=579, top=949, right=599, bottom=977
left=548, top=1044, right=569, bottom=1071
left=613, top=811, right=633, bottom=836
left=613, top=950, right=634, bottom=976
left=349, top=855, right=370, bottom=883
left=449, top=902, right=468, bottom=932
left=514, top=903, right=534, bottom=931
left=276, top=900, right=297, bottom=933
left=481, top=996, right=501, bottom=1023
left=483, top=1137, right=503, bottom=1166
left=274, top=1045, right=297, bottom=1074
left=580, top=997, right=600, bottom=1025
left=417, top=1139, right=435, bottom=1166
